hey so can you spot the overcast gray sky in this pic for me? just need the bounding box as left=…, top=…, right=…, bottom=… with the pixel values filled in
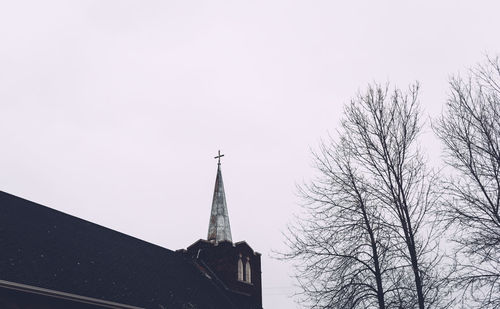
left=1, top=1, right=500, bottom=308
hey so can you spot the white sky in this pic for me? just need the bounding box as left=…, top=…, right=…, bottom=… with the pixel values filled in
left=1, top=1, right=500, bottom=308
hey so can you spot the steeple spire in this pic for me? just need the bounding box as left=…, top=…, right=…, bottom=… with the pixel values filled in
left=207, top=151, right=233, bottom=243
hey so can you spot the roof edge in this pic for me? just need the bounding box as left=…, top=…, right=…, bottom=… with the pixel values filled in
left=0, top=279, right=143, bottom=309
left=0, top=190, right=174, bottom=255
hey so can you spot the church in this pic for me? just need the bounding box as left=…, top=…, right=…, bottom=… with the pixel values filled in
left=0, top=154, right=263, bottom=308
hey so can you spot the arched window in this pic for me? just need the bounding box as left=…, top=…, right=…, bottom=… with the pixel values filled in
left=237, top=254, right=244, bottom=281
left=245, top=257, right=251, bottom=283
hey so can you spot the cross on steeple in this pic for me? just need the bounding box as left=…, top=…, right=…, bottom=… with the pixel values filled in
left=214, top=150, right=224, bottom=165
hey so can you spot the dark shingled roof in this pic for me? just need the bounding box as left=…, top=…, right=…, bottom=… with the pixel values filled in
left=0, top=191, right=242, bottom=308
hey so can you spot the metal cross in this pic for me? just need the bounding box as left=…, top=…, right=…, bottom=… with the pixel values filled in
left=214, top=150, right=224, bottom=165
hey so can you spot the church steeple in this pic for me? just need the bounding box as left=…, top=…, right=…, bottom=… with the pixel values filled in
left=207, top=151, right=233, bottom=243
left=181, top=150, right=262, bottom=308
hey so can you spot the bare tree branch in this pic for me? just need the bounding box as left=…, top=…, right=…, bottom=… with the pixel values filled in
left=434, top=56, right=500, bottom=308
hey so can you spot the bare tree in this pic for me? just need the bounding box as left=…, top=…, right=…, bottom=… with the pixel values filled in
left=284, top=84, right=447, bottom=309
left=434, top=56, right=500, bottom=308
left=342, top=84, right=444, bottom=309
left=283, top=139, right=395, bottom=308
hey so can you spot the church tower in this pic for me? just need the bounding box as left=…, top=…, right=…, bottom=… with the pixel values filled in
left=179, top=151, right=263, bottom=309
